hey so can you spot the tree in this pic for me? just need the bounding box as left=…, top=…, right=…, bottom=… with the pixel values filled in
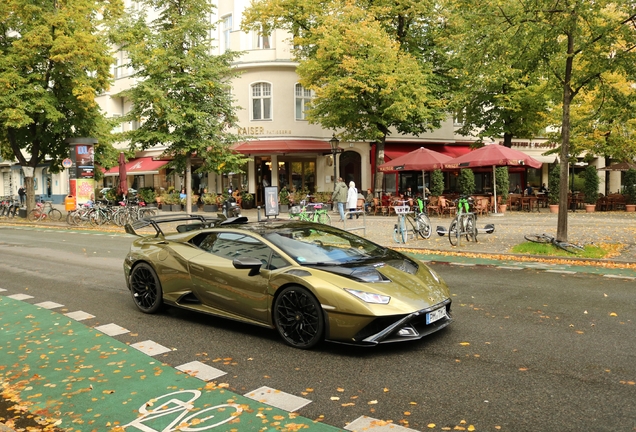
left=242, top=0, right=448, bottom=194
left=111, top=0, right=247, bottom=214
left=441, top=0, right=636, bottom=242
left=0, top=0, right=122, bottom=211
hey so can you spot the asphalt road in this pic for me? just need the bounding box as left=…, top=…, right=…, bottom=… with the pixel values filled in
left=0, top=226, right=635, bottom=431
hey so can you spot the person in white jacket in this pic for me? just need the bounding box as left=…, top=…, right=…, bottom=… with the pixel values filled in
left=346, top=181, right=358, bottom=219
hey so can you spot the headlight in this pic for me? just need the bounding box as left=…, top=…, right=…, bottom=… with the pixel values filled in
left=344, top=289, right=390, bottom=304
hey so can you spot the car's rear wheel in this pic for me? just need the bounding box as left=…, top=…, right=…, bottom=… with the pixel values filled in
left=273, top=286, right=324, bottom=349
left=129, top=263, right=163, bottom=313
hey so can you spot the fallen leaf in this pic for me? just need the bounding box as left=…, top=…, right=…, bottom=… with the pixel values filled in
left=459, top=342, right=470, bottom=346
left=330, top=397, right=340, bottom=401
left=610, top=312, right=618, bottom=317
left=427, top=424, right=436, bottom=429
left=368, top=400, right=378, bottom=405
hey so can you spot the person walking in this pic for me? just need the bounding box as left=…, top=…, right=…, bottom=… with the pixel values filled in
left=18, top=186, right=26, bottom=206
left=331, top=177, right=348, bottom=221
left=347, top=181, right=358, bottom=219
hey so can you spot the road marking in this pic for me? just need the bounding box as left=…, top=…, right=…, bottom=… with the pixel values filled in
left=602, top=274, right=636, bottom=280
left=345, top=416, right=418, bottom=432
left=449, top=262, right=476, bottom=266
left=497, top=266, right=524, bottom=270
left=7, top=293, right=34, bottom=300
left=64, top=310, right=95, bottom=321
left=244, top=386, right=312, bottom=412
left=544, top=270, right=577, bottom=275
left=131, top=339, right=172, bottom=356
left=95, top=323, right=130, bottom=336
left=34, top=301, right=64, bottom=309
left=176, top=360, right=227, bottom=381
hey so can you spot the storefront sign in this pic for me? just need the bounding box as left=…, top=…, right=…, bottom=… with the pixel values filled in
left=264, top=186, right=279, bottom=216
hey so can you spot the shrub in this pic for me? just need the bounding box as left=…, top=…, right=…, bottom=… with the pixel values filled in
left=495, top=167, right=509, bottom=202
left=458, top=169, right=476, bottom=196
left=137, top=187, right=156, bottom=204
left=582, top=165, right=599, bottom=204
left=623, top=168, right=636, bottom=204
left=548, top=164, right=561, bottom=205
left=430, top=169, right=445, bottom=196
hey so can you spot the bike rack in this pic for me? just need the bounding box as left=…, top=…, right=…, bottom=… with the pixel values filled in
left=342, top=210, right=366, bottom=236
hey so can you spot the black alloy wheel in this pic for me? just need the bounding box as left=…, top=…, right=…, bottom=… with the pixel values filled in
left=130, top=262, right=163, bottom=313
left=273, top=286, right=324, bottom=349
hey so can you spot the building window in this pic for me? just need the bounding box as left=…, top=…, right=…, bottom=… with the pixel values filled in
left=222, top=15, right=232, bottom=51
left=253, top=26, right=271, bottom=49
left=453, top=110, right=465, bottom=127
left=251, top=83, right=272, bottom=121
left=294, top=84, right=313, bottom=120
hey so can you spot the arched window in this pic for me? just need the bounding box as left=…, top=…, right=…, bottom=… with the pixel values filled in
left=251, top=83, right=272, bottom=120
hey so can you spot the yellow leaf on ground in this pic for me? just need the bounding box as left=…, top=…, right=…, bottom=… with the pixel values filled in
left=368, top=400, right=378, bottom=405
left=330, top=397, right=340, bottom=401
left=610, top=312, right=618, bottom=317
left=459, top=342, right=470, bottom=346
left=427, top=424, right=436, bottom=429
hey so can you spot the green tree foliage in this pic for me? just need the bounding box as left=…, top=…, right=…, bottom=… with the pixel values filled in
left=548, top=164, right=560, bottom=205
left=111, top=0, right=248, bottom=212
left=457, top=169, right=475, bottom=197
left=242, top=0, right=448, bottom=193
left=495, top=167, right=509, bottom=202
left=440, top=0, right=636, bottom=242
left=623, top=169, right=636, bottom=205
left=429, top=169, right=445, bottom=197
left=0, top=0, right=122, bottom=210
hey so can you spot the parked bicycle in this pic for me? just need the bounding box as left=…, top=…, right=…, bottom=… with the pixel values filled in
left=0, top=196, right=19, bottom=218
left=289, top=197, right=332, bottom=225
left=448, top=195, right=477, bottom=246
left=524, top=233, right=584, bottom=253
left=392, top=197, right=432, bottom=244
left=27, top=201, right=63, bottom=222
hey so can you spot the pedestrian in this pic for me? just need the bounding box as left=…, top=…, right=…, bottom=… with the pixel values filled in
left=364, top=188, right=374, bottom=213
left=18, top=186, right=26, bottom=206
left=331, top=177, right=348, bottom=221
left=347, top=181, right=358, bottom=219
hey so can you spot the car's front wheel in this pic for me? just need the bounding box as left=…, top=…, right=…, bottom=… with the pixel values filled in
left=129, top=263, right=163, bottom=313
left=273, top=286, right=324, bottom=349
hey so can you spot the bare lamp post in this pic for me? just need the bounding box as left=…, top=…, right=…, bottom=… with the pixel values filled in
left=329, top=133, right=340, bottom=189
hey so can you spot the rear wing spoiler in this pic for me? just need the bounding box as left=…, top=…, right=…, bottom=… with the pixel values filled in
left=124, top=214, right=248, bottom=237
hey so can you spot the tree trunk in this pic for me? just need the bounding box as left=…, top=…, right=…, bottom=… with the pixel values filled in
left=185, top=154, right=192, bottom=215
left=556, top=32, right=575, bottom=243
left=501, top=131, right=513, bottom=148
left=24, top=175, right=36, bottom=214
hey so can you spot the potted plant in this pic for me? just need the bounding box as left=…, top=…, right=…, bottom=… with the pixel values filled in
left=623, top=168, right=636, bottom=211
left=202, top=193, right=218, bottom=212
left=241, top=190, right=254, bottom=209
left=137, top=187, right=157, bottom=205
left=162, top=192, right=179, bottom=211
left=458, top=169, right=476, bottom=197
left=430, top=169, right=445, bottom=197
left=548, top=164, right=561, bottom=213
left=495, top=166, right=509, bottom=213
left=190, top=194, right=200, bottom=212
left=279, top=186, right=290, bottom=213
left=582, top=165, right=599, bottom=212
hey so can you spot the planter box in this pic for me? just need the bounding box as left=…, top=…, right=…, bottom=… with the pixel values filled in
left=18, top=208, right=27, bottom=218
left=280, top=204, right=289, bottom=213
left=203, top=205, right=218, bottom=213
left=190, top=206, right=199, bottom=212
left=172, top=204, right=182, bottom=212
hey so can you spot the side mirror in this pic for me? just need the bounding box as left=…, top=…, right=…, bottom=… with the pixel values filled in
left=232, top=256, right=263, bottom=276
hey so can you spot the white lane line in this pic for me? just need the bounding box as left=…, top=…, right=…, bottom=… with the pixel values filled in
left=95, top=323, right=130, bottom=336
left=6, top=294, right=34, bottom=300
left=35, top=301, right=64, bottom=309
left=176, top=361, right=227, bottom=381
left=345, top=416, right=419, bottom=431
left=244, top=386, right=311, bottom=412
left=131, top=340, right=172, bottom=356
left=64, top=310, right=95, bottom=321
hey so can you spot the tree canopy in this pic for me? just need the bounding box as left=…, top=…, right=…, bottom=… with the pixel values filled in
left=0, top=0, right=122, bottom=210
left=242, top=0, right=448, bottom=192
left=111, top=0, right=248, bottom=210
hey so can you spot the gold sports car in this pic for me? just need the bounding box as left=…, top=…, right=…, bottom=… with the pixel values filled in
left=124, top=215, right=452, bottom=349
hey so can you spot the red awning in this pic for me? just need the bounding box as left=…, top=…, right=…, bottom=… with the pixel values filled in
left=103, top=157, right=168, bottom=176
left=232, top=139, right=336, bottom=155
left=384, top=144, right=472, bottom=161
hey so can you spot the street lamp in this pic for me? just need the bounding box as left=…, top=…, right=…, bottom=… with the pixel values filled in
left=329, top=133, right=340, bottom=189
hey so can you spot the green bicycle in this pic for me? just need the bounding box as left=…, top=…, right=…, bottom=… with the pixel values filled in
left=448, top=195, right=477, bottom=246
left=289, top=200, right=332, bottom=225
left=392, top=198, right=432, bottom=244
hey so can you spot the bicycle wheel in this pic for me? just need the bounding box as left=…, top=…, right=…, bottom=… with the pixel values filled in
left=465, top=214, right=477, bottom=242
left=27, top=209, right=40, bottom=222
left=556, top=241, right=584, bottom=253
left=448, top=219, right=459, bottom=246
left=66, top=211, right=76, bottom=225
left=416, top=214, right=432, bottom=239
left=317, top=212, right=331, bottom=225
left=48, top=208, right=63, bottom=221
left=399, top=215, right=407, bottom=244
left=524, top=234, right=552, bottom=243
left=392, top=223, right=403, bottom=244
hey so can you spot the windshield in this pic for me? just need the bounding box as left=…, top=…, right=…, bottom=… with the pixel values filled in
left=264, top=226, right=385, bottom=265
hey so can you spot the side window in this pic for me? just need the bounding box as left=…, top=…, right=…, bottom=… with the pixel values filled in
left=196, top=232, right=289, bottom=270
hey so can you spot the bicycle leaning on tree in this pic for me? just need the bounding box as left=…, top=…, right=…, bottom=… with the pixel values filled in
left=27, top=200, right=63, bottom=222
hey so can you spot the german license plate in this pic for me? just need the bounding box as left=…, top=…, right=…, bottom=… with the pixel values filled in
left=426, top=307, right=447, bottom=324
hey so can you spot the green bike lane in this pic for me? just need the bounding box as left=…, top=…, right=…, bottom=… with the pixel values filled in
left=0, top=297, right=342, bottom=432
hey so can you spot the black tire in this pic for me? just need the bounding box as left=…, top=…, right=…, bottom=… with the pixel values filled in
left=317, top=212, right=331, bottom=225
left=27, top=209, right=39, bottom=222
left=48, top=208, right=63, bottom=222
left=524, top=234, right=552, bottom=243
left=465, top=215, right=477, bottom=242
left=129, top=263, right=164, bottom=314
left=449, top=219, right=459, bottom=246
left=273, top=286, right=324, bottom=349
left=416, top=214, right=432, bottom=239
left=556, top=241, right=584, bottom=254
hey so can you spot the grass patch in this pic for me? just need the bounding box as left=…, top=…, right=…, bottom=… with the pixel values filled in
left=511, top=242, right=620, bottom=259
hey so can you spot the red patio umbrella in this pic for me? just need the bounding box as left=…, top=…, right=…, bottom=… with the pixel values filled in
left=117, top=152, right=128, bottom=197
left=444, top=144, right=542, bottom=213
left=378, top=147, right=453, bottom=198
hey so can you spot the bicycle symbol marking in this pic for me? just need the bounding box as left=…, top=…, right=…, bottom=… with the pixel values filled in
left=121, top=390, right=243, bottom=432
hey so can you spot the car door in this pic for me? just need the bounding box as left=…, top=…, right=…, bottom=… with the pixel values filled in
left=188, top=231, right=290, bottom=324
